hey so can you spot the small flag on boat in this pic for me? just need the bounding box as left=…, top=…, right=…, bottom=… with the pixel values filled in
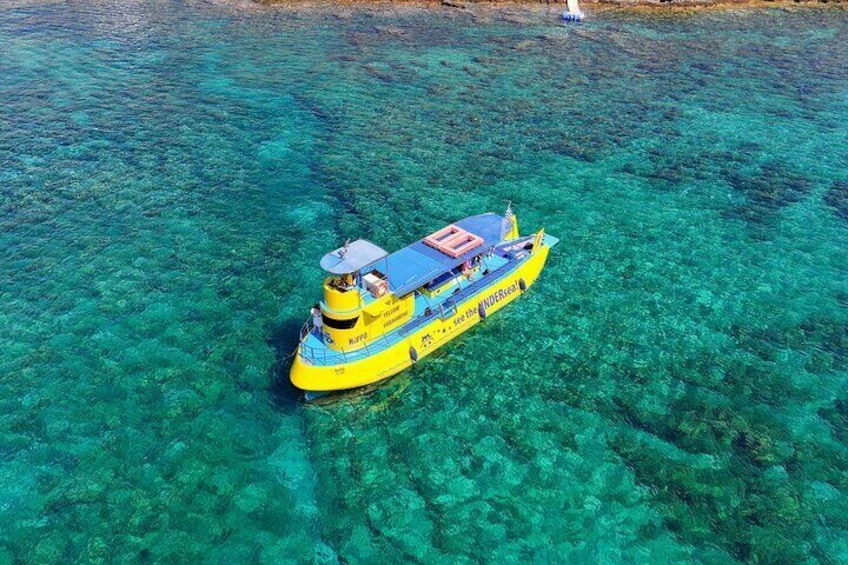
left=501, top=203, right=515, bottom=240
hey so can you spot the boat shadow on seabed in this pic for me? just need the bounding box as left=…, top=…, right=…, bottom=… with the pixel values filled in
left=267, top=317, right=305, bottom=411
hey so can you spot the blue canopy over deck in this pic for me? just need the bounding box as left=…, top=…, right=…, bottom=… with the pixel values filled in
left=320, top=239, right=388, bottom=274
left=375, top=213, right=507, bottom=297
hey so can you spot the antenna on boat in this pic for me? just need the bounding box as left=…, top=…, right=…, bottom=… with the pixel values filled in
left=340, top=239, right=350, bottom=258
left=501, top=202, right=516, bottom=241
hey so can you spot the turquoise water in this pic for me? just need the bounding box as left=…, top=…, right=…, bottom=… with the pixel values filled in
left=2, top=0, right=847, bottom=562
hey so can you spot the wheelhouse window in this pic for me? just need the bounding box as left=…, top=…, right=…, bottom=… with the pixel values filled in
left=322, top=314, right=359, bottom=330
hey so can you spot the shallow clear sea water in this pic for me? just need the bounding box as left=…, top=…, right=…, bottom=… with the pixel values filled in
left=1, top=0, right=847, bottom=562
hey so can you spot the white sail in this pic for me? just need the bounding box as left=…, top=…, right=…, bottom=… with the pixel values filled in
left=566, top=0, right=581, bottom=13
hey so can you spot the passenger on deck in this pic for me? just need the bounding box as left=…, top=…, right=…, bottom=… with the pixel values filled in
left=461, top=259, right=473, bottom=277
left=330, top=273, right=356, bottom=291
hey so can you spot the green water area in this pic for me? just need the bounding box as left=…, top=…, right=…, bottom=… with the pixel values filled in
left=1, top=1, right=846, bottom=562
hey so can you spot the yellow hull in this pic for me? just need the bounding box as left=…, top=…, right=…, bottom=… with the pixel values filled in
left=291, top=243, right=551, bottom=393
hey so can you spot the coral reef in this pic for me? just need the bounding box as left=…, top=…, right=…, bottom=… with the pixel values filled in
left=824, top=180, right=848, bottom=221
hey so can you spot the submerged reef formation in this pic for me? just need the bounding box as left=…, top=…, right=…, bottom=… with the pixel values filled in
left=824, top=180, right=848, bottom=221
left=723, top=160, right=815, bottom=224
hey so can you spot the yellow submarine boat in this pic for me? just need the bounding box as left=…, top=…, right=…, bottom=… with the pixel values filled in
left=290, top=207, right=559, bottom=395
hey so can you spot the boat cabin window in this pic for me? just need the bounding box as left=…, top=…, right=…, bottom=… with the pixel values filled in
left=322, top=314, right=359, bottom=329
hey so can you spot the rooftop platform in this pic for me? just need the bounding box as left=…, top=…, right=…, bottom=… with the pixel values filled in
left=378, top=213, right=507, bottom=297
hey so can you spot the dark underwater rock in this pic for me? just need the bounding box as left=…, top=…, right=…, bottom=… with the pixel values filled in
left=724, top=159, right=815, bottom=224
left=547, top=138, right=600, bottom=163
left=823, top=179, right=848, bottom=221
left=818, top=397, right=848, bottom=444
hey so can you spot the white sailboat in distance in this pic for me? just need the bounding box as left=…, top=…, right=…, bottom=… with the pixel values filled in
left=562, top=0, right=584, bottom=22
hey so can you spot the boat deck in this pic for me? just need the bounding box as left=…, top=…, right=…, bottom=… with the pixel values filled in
left=299, top=233, right=558, bottom=366
left=380, top=213, right=506, bottom=297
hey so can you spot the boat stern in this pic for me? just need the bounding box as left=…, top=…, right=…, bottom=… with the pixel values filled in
left=289, top=337, right=414, bottom=393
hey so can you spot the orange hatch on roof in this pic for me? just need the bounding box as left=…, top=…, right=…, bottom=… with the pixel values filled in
left=423, top=224, right=484, bottom=258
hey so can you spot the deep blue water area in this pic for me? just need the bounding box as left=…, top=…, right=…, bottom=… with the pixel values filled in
left=1, top=1, right=847, bottom=562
